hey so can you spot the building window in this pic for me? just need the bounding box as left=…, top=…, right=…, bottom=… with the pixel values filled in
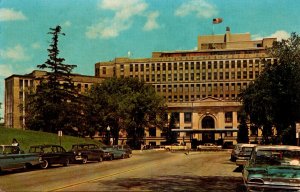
left=149, top=127, right=156, bottom=137
left=225, top=112, right=233, bottom=122
left=135, top=64, right=139, bottom=72
left=185, top=73, right=189, bottom=81
left=174, top=63, right=177, bottom=70
left=102, top=67, right=106, bottom=75
left=130, top=64, right=133, bottom=72
left=184, top=112, right=192, bottom=123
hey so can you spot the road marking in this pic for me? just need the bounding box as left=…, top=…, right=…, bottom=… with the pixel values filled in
left=47, top=164, right=154, bottom=192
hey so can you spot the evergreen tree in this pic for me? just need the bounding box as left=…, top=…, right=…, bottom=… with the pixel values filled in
left=25, top=26, right=84, bottom=135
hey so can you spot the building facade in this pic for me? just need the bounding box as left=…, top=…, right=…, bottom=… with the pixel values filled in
left=4, top=70, right=103, bottom=129
left=95, top=28, right=276, bottom=146
left=4, top=28, right=276, bottom=147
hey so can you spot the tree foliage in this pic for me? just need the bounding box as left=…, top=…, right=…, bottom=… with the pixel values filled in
left=240, top=33, right=300, bottom=145
left=162, top=112, right=178, bottom=144
left=237, top=109, right=249, bottom=143
left=86, top=77, right=167, bottom=148
left=25, top=26, right=85, bottom=136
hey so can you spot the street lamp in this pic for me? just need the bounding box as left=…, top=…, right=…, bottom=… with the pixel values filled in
left=107, top=126, right=111, bottom=145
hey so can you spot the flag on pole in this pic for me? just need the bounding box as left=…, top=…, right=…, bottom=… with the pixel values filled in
left=213, top=18, right=223, bottom=24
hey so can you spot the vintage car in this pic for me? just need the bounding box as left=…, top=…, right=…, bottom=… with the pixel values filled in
left=164, top=143, right=187, bottom=151
left=242, top=145, right=300, bottom=191
left=29, top=144, right=74, bottom=169
left=0, top=145, right=42, bottom=172
left=113, top=145, right=132, bottom=158
left=235, top=144, right=257, bottom=167
left=231, top=143, right=246, bottom=162
left=197, top=143, right=222, bottom=151
left=101, top=146, right=128, bottom=159
left=69, top=143, right=111, bottom=163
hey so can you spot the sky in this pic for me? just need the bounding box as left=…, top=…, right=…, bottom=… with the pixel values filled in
left=0, top=0, right=300, bottom=120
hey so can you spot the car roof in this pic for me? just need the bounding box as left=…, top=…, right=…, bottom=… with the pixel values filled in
left=72, top=143, right=96, bottom=146
left=254, top=145, right=300, bottom=151
left=241, top=144, right=257, bottom=148
left=30, top=144, right=62, bottom=148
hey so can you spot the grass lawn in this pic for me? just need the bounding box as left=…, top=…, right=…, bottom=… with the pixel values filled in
left=0, top=126, right=104, bottom=152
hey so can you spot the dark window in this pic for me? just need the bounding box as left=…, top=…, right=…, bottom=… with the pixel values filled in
left=149, top=127, right=156, bottom=137
left=225, top=112, right=233, bottom=122
left=184, top=112, right=192, bottom=123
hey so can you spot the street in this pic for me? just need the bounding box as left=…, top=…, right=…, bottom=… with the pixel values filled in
left=0, top=150, right=243, bottom=192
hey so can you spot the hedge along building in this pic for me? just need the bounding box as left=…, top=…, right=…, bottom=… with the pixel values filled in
left=95, top=27, right=276, bottom=146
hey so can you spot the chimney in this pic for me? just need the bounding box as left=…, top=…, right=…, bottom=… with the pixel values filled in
left=225, top=26, right=231, bottom=42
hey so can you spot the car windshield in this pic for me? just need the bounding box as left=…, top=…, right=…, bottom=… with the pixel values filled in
left=255, top=149, right=300, bottom=166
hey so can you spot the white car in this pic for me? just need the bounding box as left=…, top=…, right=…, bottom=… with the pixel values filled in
left=197, top=143, right=222, bottom=151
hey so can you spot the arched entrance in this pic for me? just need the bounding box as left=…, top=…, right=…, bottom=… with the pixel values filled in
left=201, top=116, right=215, bottom=143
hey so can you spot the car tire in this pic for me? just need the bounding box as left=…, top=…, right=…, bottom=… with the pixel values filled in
left=82, top=157, right=88, bottom=164
left=40, top=160, right=49, bottom=169
left=63, top=158, right=69, bottom=166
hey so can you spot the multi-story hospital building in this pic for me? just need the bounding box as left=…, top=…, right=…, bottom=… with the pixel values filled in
left=5, top=28, right=276, bottom=146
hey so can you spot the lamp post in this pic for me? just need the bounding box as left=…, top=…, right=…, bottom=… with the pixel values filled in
left=107, top=126, right=111, bottom=145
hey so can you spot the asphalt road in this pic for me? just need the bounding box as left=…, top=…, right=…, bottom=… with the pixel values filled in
left=0, top=150, right=244, bottom=192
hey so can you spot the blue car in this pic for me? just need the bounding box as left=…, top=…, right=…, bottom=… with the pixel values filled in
left=0, top=145, right=42, bottom=172
left=101, top=146, right=128, bottom=159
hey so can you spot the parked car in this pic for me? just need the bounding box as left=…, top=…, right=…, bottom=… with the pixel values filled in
left=235, top=144, right=257, bottom=167
left=242, top=145, right=300, bottom=191
left=101, top=146, right=128, bottom=159
left=197, top=143, right=222, bottom=151
left=0, top=145, right=42, bottom=172
left=230, top=143, right=246, bottom=162
left=29, top=144, right=73, bottom=169
left=69, top=143, right=111, bottom=164
left=113, top=145, right=132, bottom=158
left=164, top=143, right=187, bottom=151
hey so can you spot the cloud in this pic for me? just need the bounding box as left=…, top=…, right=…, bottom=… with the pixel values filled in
left=0, top=65, right=13, bottom=77
left=0, top=45, right=30, bottom=62
left=269, top=30, right=290, bottom=41
left=0, top=8, right=27, bottom=21
left=31, top=42, right=41, bottom=49
left=175, top=0, right=218, bottom=18
left=253, top=30, right=290, bottom=41
left=62, top=21, right=72, bottom=27
left=86, top=0, right=158, bottom=39
left=143, top=11, right=159, bottom=31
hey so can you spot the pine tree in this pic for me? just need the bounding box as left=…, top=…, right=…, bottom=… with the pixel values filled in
left=26, top=26, right=85, bottom=135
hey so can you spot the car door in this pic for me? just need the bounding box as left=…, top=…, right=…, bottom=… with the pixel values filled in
left=56, top=146, right=68, bottom=164
left=1, top=146, right=22, bottom=170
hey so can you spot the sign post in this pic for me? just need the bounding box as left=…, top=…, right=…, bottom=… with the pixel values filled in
left=296, top=123, right=300, bottom=146
left=58, top=130, right=63, bottom=146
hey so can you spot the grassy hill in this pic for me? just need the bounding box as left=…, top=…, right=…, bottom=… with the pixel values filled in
left=0, top=126, right=104, bottom=152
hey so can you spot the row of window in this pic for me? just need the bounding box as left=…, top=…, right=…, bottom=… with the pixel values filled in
left=124, top=59, right=274, bottom=72
left=126, top=70, right=260, bottom=82
left=155, top=82, right=248, bottom=93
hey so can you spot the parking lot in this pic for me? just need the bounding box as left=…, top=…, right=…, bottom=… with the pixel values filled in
left=0, top=150, right=244, bottom=192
